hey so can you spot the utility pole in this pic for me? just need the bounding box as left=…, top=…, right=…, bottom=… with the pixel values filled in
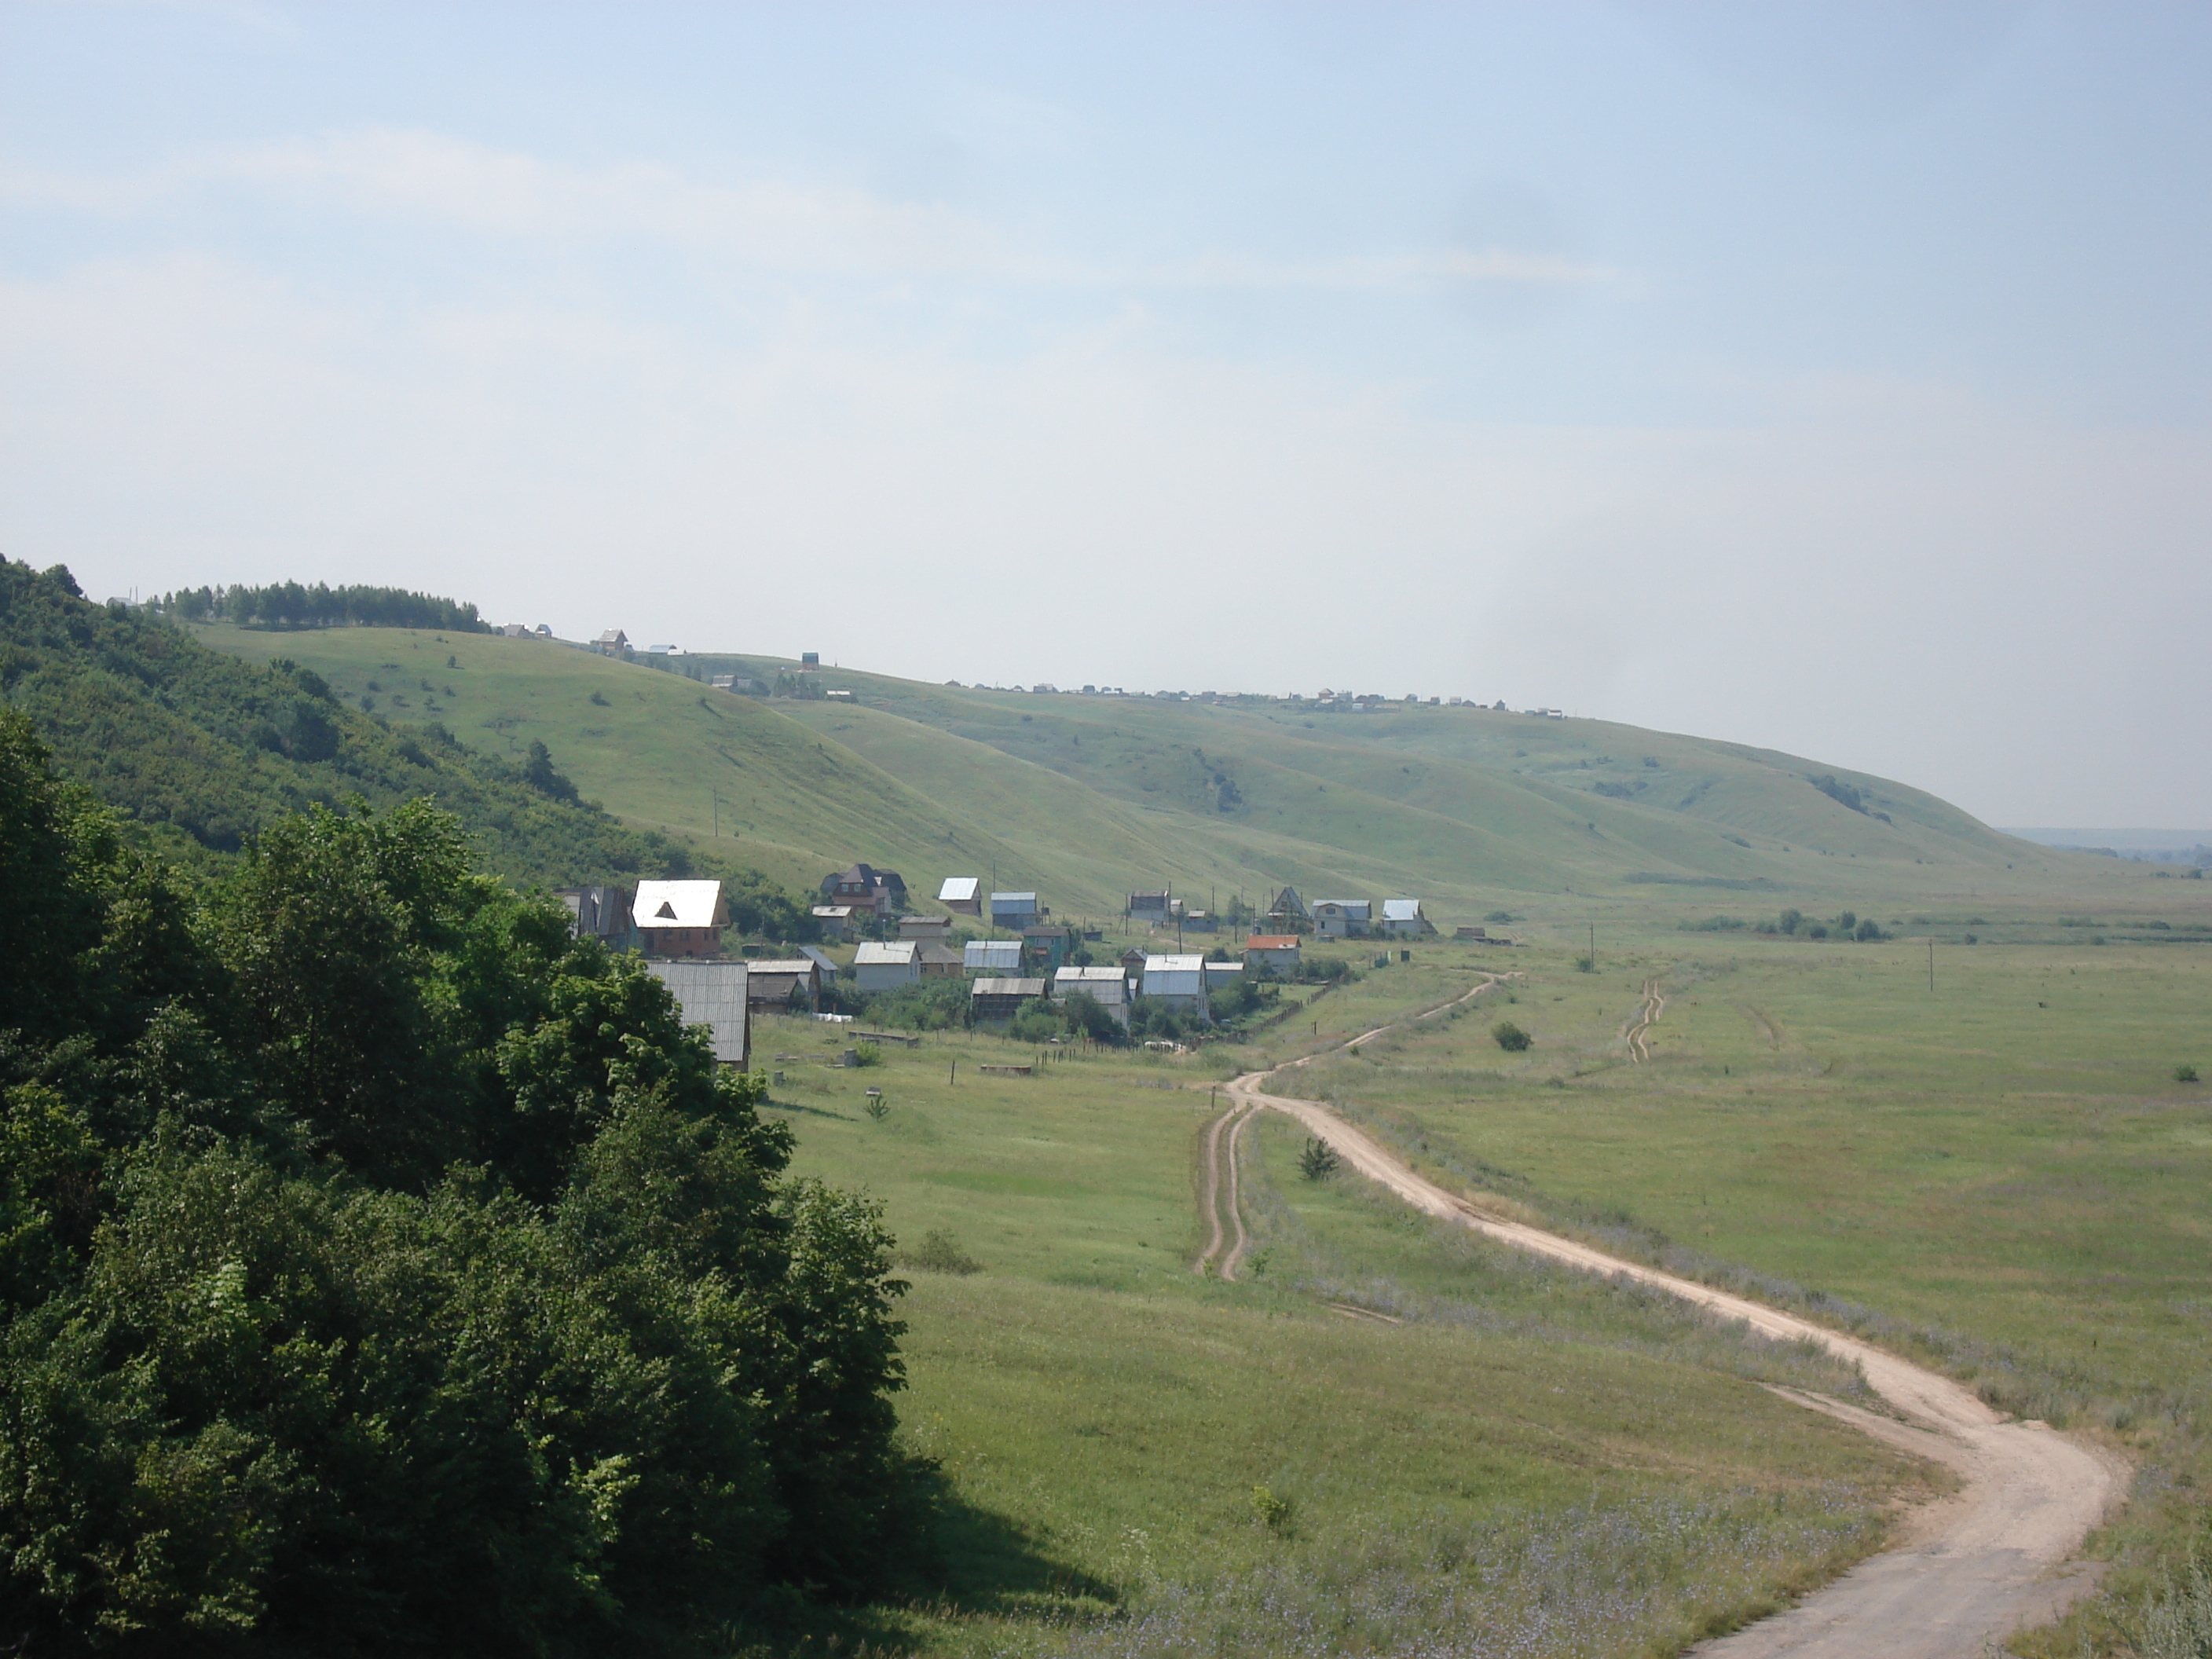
left=1928, top=937, right=1936, bottom=994
left=1589, top=921, right=1596, bottom=965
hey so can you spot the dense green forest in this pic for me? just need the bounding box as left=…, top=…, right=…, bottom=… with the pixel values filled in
left=0, top=562, right=811, bottom=939
left=0, top=709, right=915, bottom=1654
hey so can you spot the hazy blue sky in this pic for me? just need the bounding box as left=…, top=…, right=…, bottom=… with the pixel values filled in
left=5, top=2, right=2208, bottom=823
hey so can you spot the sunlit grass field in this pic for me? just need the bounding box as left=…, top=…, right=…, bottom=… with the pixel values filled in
left=1278, top=929, right=2212, bottom=1654
left=756, top=1014, right=1932, bottom=1656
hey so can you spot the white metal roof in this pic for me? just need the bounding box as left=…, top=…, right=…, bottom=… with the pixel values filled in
left=965, top=940, right=1023, bottom=969
left=939, top=876, right=980, bottom=902
left=1382, top=899, right=1424, bottom=921
left=990, top=891, right=1038, bottom=906
left=747, top=958, right=820, bottom=976
left=970, top=976, right=1047, bottom=997
left=853, top=941, right=918, bottom=965
left=1144, top=954, right=1206, bottom=972
left=633, top=880, right=723, bottom=928
left=1056, top=965, right=1126, bottom=982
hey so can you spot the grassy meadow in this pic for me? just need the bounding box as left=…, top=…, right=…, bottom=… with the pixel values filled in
left=1274, top=923, right=2212, bottom=1655
left=753, top=1012, right=1937, bottom=1657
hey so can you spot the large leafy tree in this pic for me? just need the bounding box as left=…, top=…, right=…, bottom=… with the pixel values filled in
left=0, top=716, right=914, bottom=1654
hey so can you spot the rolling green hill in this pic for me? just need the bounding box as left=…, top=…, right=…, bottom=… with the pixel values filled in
left=0, top=562, right=720, bottom=889
left=191, top=616, right=2157, bottom=927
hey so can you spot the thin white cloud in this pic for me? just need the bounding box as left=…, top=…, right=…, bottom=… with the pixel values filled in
left=2, top=128, right=1613, bottom=295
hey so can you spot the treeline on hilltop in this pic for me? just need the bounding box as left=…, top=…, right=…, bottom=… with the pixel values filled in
left=0, top=562, right=816, bottom=933
left=0, top=712, right=918, bottom=1653
left=163, top=580, right=489, bottom=633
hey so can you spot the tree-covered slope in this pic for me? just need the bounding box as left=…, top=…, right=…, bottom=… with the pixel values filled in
left=0, top=562, right=702, bottom=888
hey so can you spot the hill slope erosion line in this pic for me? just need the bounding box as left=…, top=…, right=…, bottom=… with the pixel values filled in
left=1220, top=993, right=2127, bottom=1659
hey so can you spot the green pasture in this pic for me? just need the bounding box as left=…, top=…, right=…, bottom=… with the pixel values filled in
left=1280, top=929, right=2212, bottom=1654
left=756, top=1016, right=1931, bottom=1655
left=191, top=623, right=2177, bottom=922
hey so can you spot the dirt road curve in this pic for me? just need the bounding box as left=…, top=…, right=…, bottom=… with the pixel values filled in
left=1221, top=981, right=2126, bottom=1658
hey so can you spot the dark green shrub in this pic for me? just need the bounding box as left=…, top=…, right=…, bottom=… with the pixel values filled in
left=1297, top=1138, right=1342, bottom=1181
left=1492, top=1020, right=1532, bottom=1053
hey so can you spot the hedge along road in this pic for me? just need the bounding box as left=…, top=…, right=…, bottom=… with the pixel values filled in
left=1213, top=976, right=2128, bottom=1659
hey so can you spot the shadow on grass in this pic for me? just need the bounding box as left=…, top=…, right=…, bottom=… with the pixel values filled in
left=727, top=1465, right=1122, bottom=1656
left=760, top=1097, right=855, bottom=1121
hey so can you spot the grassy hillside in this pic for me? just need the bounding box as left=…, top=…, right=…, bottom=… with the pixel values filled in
left=200, top=620, right=2163, bottom=925
left=0, top=562, right=708, bottom=887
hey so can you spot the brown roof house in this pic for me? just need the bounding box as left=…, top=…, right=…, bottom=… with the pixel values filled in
left=633, top=881, right=727, bottom=958
left=1243, top=935, right=1302, bottom=976
left=821, top=864, right=907, bottom=917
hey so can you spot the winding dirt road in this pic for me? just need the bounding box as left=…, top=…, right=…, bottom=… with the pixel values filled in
left=1208, top=975, right=2126, bottom=1657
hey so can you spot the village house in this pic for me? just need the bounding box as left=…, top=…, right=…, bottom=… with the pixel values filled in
left=1243, top=935, right=1302, bottom=976
left=939, top=876, right=983, bottom=916
left=852, top=940, right=922, bottom=994
left=965, top=939, right=1024, bottom=974
left=644, top=961, right=749, bottom=1066
left=1266, top=887, right=1311, bottom=932
left=745, top=958, right=822, bottom=1014
left=555, top=886, right=632, bottom=949
left=595, top=628, right=628, bottom=653
left=632, top=880, right=727, bottom=958
left=1117, top=945, right=1150, bottom=978
left=1313, top=899, right=1373, bottom=939
left=898, top=914, right=954, bottom=943
left=1127, top=889, right=1172, bottom=927
left=969, top=976, right=1046, bottom=1022
left=1052, top=965, right=1133, bottom=1029
left=1381, top=899, right=1437, bottom=939
left=822, top=863, right=907, bottom=917
left=1022, top=924, right=1076, bottom=971
left=810, top=904, right=855, bottom=943
left=990, top=891, right=1041, bottom=932
left=1203, top=960, right=1243, bottom=998
left=1181, top=910, right=1218, bottom=933
left=916, top=942, right=965, bottom=980
left=1141, top=954, right=1210, bottom=1020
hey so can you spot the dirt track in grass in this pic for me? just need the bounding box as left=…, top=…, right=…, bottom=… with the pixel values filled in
left=1205, top=972, right=2126, bottom=1658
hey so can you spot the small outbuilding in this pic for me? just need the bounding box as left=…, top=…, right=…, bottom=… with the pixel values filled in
left=938, top=876, right=983, bottom=916
left=899, top=914, right=954, bottom=943
left=810, top=904, right=855, bottom=943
